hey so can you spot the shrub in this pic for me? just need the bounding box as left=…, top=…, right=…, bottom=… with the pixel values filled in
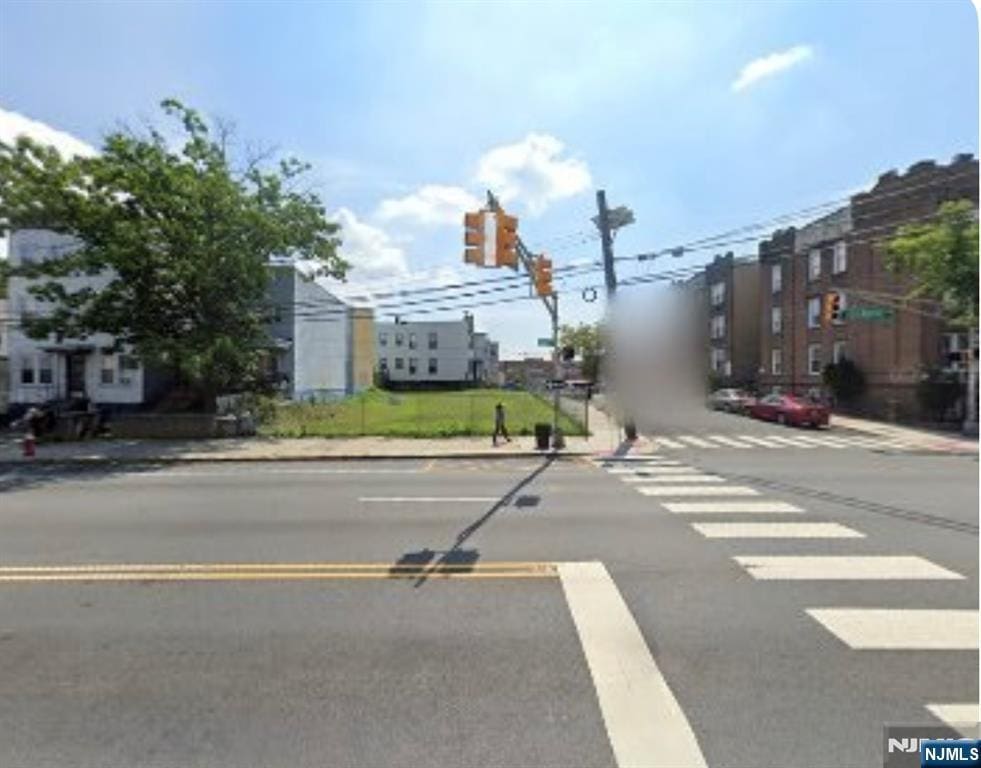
left=822, top=358, right=867, bottom=404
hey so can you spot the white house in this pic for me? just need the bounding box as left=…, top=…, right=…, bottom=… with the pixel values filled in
left=7, top=229, right=155, bottom=408
left=375, top=314, right=499, bottom=385
left=5, top=230, right=373, bottom=410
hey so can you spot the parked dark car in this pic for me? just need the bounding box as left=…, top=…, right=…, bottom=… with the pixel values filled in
left=748, top=394, right=830, bottom=428
left=707, top=388, right=754, bottom=414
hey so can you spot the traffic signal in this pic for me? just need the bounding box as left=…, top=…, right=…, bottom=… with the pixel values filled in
left=534, top=256, right=553, bottom=296
left=822, top=291, right=842, bottom=326
left=561, top=345, right=575, bottom=362
left=495, top=212, right=519, bottom=269
left=463, top=211, right=486, bottom=265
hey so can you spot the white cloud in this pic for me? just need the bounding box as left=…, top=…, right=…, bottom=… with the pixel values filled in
left=731, top=45, right=813, bottom=93
left=333, top=207, right=410, bottom=287
left=376, top=184, right=480, bottom=227
left=474, top=133, right=592, bottom=215
left=0, top=106, right=97, bottom=158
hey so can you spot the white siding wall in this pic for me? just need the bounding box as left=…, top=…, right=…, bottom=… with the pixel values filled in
left=7, top=230, right=144, bottom=405
left=290, top=272, right=351, bottom=399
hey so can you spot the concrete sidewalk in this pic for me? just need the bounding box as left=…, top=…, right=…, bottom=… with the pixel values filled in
left=0, top=400, right=644, bottom=464
left=832, top=413, right=979, bottom=452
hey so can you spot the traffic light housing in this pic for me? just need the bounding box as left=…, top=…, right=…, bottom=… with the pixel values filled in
left=463, top=211, right=485, bottom=265
left=822, top=291, right=842, bottom=326
left=534, top=256, right=553, bottom=296
left=495, top=212, right=519, bottom=269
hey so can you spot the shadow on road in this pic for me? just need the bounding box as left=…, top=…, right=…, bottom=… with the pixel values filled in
left=392, top=456, right=556, bottom=587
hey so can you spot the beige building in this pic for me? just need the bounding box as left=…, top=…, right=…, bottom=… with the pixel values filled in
left=349, top=308, right=376, bottom=392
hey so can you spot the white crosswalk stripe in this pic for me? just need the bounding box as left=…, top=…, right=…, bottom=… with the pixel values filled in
left=733, top=555, right=964, bottom=581
left=616, top=467, right=697, bottom=478
left=632, top=474, right=725, bottom=483
left=651, top=437, right=686, bottom=449
left=705, top=435, right=752, bottom=448
left=735, top=435, right=782, bottom=448
left=663, top=501, right=804, bottom=514
left=638, top=485, right=759, bottom=497
left=676, top=436, right=717, bottom=448
left=925, top=703, right=981, bottom=735
left=605, top=463, right=685, bottom=473
left=806, top=608, right=979, bottom=650
left=691, top=522, right=865, bottom=539
left=792, top=435, right=848, bottom=448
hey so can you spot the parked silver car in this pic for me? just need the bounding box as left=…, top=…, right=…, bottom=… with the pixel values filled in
left=706, top=388, right=754, bottom=414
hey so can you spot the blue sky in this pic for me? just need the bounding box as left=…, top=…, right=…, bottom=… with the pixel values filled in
left=1, top=0, right=977, bottom=357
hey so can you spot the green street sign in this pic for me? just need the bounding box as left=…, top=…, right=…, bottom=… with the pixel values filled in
left=843, top=306, right=894, bottom=322
left=537, top=337, right=555, bottom=347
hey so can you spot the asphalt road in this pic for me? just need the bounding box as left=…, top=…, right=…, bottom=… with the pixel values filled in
left=0, top=427, right=977, bottom=768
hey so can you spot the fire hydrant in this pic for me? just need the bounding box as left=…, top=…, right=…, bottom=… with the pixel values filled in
left=22, top=430, right=36, bottom=458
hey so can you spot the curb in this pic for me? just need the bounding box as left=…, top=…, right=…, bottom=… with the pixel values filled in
left=0, top=450, right=610, bottom=467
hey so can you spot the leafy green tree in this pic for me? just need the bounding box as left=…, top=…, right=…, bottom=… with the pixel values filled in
left=887, top=199, right=979, bottom=429
left=886, top=199, right=978, bottom=326
left=559, top=321, right=603, bottom=381
left=822, top=358, right=866, bottom=404
left=0, top=99, right=347, bottom=407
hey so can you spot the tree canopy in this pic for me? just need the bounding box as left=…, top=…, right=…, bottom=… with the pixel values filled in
left=0, top=99, right=348, bottom=402
left=559, top=321, right=604, bottom=381
left=885, top=199, right=979, bottom=327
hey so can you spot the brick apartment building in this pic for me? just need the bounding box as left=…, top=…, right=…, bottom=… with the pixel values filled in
left=758, top=153, right=979, bottom=420
left=704, top=252, right=760, bottom=388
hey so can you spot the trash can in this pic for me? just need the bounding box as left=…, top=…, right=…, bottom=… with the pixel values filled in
left=534, top=423, right=552, bottom=450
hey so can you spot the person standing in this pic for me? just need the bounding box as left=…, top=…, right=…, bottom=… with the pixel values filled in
left=493, top=401, right=511, bottom=446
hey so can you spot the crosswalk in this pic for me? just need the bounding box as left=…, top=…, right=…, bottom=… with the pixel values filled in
left=638, top=430, right=973, bottom=453
left=591, top=453, right=979, bottom=728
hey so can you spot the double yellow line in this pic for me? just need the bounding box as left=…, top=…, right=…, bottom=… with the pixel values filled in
left=0, top=561, right=557, bottom=583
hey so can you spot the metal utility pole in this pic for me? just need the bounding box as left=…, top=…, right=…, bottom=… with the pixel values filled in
left=596, top=190, right=617, bottom=297
left=485, top=191, right=562, bottom=447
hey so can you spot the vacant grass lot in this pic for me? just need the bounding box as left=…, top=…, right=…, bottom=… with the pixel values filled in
left=262, top=388, right=584, bottom=438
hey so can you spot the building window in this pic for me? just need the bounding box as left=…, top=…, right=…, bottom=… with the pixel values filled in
left=395, top=332, right=405, bottom=347
left=378, top=333, right=388, bottom=347
left=428, top=331, right=438, bottom=350
left=807, top=343, right=822, bottom=375
left=394, top=357, right=404, bottom=370
left=710, top=281, right=725, bottom=306
left=833, top=242, right=847, bottom=274
left=428, top=357, right=438, bottom=375
left=710, top=314, right=726, bottom=340
left=832, top=340, right=847, bottom=364
left=710, top=347, right=727, bottom=373
left=119, top=355, right=139, bottom=372
left=20, top=356, right=34, bottom=384
left=408, top=357, right=417, bottom=375
left=771, top=306, right=782, bottom=335
left=807, top=296, right=822, bottom=329
left=771, top=348, right=782, bottom=375
left=771, top=264, right=782, bottom=293
left=408, top=333, right=417, bottom=350
left=379, top=358, right=388, bottom=372
left=808, top=249, right=821, bottom=281
left=38, top=354, right=53, bottom=385
left=101, top=354, right=116, bottom=385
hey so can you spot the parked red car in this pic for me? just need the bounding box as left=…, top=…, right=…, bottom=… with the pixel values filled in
left=748, top=394, right=830, bottom=428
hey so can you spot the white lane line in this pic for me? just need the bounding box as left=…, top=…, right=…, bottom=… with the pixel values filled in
left=676, top=436, right=716, bottom=448
left=558, top=562, right=707, bottom=768
left=664, top=501, right=804, bottom=514
left=632, top=475, right=725, bottom=484
left=806, top=609, right=979, bottom=650
left=638, top=485, right=759, bottom=497
left=735, top=435, right=781, bottom=448
left=691, top=522, right=865, bottom=539
left=359, top=497, right=497, bottom=503
left=734, top=556, right=964, bottom=581
left=116, top=468, right=424, bottom=478
left=705, top=435, right=751, bottom=448
left=651, top=437, right=686, bottom=449
left=925, top=703, right=981, bottom=736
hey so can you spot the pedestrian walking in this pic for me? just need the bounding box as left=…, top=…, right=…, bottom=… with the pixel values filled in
left=492, top=401, right=511, bottom=446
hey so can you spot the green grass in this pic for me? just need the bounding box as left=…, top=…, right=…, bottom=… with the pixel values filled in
left=260, top=388, right=585, bottom=438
